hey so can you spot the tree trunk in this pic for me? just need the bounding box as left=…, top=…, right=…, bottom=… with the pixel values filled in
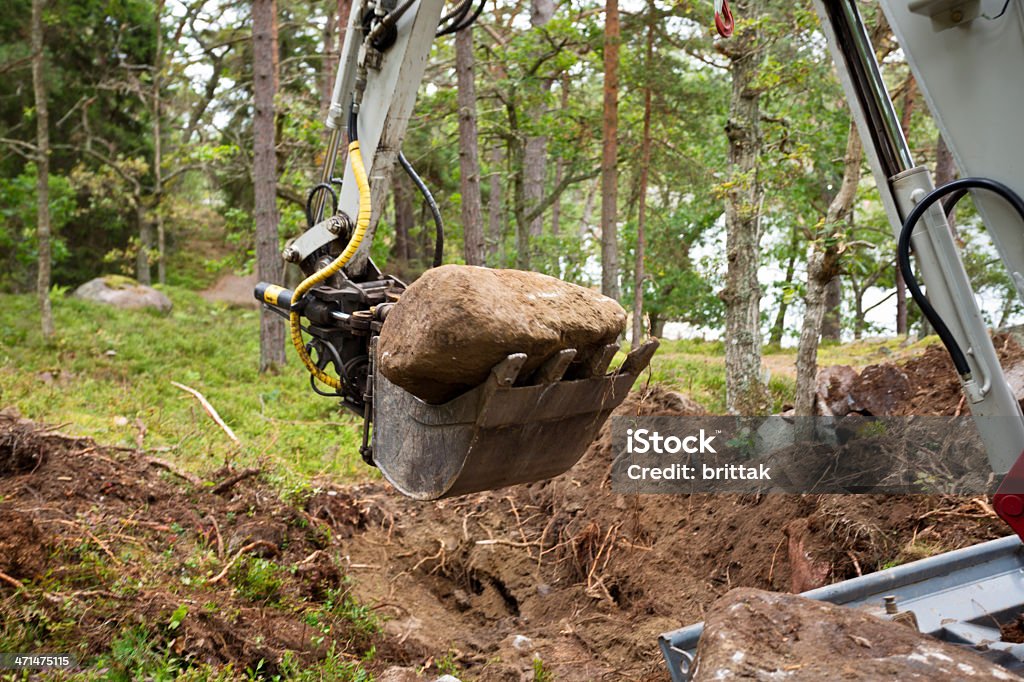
left=600, top=0, right=620, bottom=300
left=896, top=263, right=908, bottom=335
left=137, top=206, right=153, bottom=285
left=769, top=225, right=800, bottom=347
left=720, top=0, right=766, bottom=414
left=794, top=123, right=862, bottom=416
left=254, top=0, right=286, bottom=372
left=821, top=276, right=842, bottom=341
left=551, top=76, right=570, bottom=238
left=935, top=133, right=957, bottom=232
left=487, top=145, right=504, bottom=265
left=522, top=0, right=554, bottom=255
left=154, top=0, right=165, bottom=285
left=455, top=27, right=484, bottom=266
left=32, top=0, right=53, bottom=338
left=392, top=167, right=413, bottom=266
left=895, top=74, right=916, bottom=334
left=632, top=6, right=653, bottom=344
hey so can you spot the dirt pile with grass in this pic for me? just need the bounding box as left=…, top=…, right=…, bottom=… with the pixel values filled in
left=0, top=409, right=409, bottom=679
left=826, top=332, right=1024, bottom=416
left=0, top=380, right=1012, bottom=680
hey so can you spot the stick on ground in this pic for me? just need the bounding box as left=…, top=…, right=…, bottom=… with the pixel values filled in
left=211, top=467, right=260, bottom=495
left=171, top=381, right=240, bottom=445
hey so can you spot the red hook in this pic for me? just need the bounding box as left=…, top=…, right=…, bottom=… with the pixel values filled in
left=715, top=0, right=734, bottom=38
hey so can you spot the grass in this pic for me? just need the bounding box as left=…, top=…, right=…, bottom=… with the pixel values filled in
left=643, top=338, right=794, bottom=414
left=0, top=288, right=373, bottom=486
left=0, top=291, right=941, bottom=470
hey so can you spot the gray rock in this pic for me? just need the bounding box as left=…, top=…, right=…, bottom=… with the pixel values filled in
left=433, top=676, right=461, bottom=682
left=378, top=265, right=626, bottom=404
left=377, top=667, right=421, bottom=682
left=74, top=276, right=172, bottom=313
left=692, top=588, right=1018, bottom=681
left=816, top=365, right=859, bottom=416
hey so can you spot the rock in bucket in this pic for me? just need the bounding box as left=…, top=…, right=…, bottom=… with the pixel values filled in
left=377, top=265, right=626, bottom=404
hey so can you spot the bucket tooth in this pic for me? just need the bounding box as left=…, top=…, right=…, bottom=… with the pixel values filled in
left=371, top=339, right=660, bottom=500
left=490, top=353, right=527, bottom=387
left=582, top=343, right=620, bottom=378
left=533, top=348, right=577, bottom=384
left=621, top=340, right=659, bottom=376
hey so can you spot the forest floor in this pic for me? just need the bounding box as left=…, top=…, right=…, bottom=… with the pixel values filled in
left=0, top=290, right=1016, bottom=680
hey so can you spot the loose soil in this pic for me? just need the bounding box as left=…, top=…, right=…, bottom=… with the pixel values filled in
left=0, top=338, right=1016, bottom=680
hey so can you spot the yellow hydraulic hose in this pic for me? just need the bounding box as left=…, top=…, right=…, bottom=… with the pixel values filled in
left=289, top=139, right=371, bottom=389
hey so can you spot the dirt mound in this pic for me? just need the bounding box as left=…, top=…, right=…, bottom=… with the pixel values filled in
left=847, top=333, right=1024, bottom=416
left=0, top=411, right=415, bottom=678
left=332, top=386, right=1008, bottom=680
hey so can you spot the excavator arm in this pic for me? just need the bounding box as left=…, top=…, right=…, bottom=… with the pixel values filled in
left=254, top=0, right=657, bottom=500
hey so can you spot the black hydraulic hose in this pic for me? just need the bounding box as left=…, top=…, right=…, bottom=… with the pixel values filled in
left=398, top=151, right=444, bottom=267
left=437, top=0, right=473, bottom=35
left=348, top=105, right=359, bottom=143
left=305, top=182, right=339, bottom=227
left=897, top=177, right=1024, bottom=378
left=437, top=0, right=486, bottom=36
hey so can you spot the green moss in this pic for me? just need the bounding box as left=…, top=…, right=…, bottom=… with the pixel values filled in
left=101, top=275, right=141, bottom=289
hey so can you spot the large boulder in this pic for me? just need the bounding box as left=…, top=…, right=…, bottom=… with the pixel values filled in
left=692, top=588, right=1018, bottom=681
left=74, top=276, right=172, bottom=313
left=378, top=265, right=626, bottom=404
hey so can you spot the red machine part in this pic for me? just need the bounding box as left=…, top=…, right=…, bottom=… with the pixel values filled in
left=993, top=451, right=1024, bottom=541
left=715, top=0, right=734, bottom=38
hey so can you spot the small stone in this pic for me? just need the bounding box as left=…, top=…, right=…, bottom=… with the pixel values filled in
left=511, top=635, right=533, bottom=651
left=377, top=667, right=420, bottom=682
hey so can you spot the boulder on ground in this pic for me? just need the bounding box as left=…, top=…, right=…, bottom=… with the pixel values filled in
left=692, top=588, right=1017, bottom=681
left=816, top=365, right=859, bottom=416
left=378, top=265, right=626, bottom=404
left=74, top=276, right=172, bottom=313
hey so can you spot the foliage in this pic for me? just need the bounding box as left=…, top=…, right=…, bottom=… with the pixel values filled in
left=0, top=165, right=75, bottom=290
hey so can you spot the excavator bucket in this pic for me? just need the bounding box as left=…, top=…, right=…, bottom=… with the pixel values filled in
left=371, top=338, right=659, bottom=500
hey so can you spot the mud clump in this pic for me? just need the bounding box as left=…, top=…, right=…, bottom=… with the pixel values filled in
left=0, top=417, right=46, bottom=475
left=849, top=364, right=912, bottom=416
left=378, top=265, right=626, bottom=403
left=693, top=588, right=1017, bottom=681
left=0, top=509, right=48, bottom=579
